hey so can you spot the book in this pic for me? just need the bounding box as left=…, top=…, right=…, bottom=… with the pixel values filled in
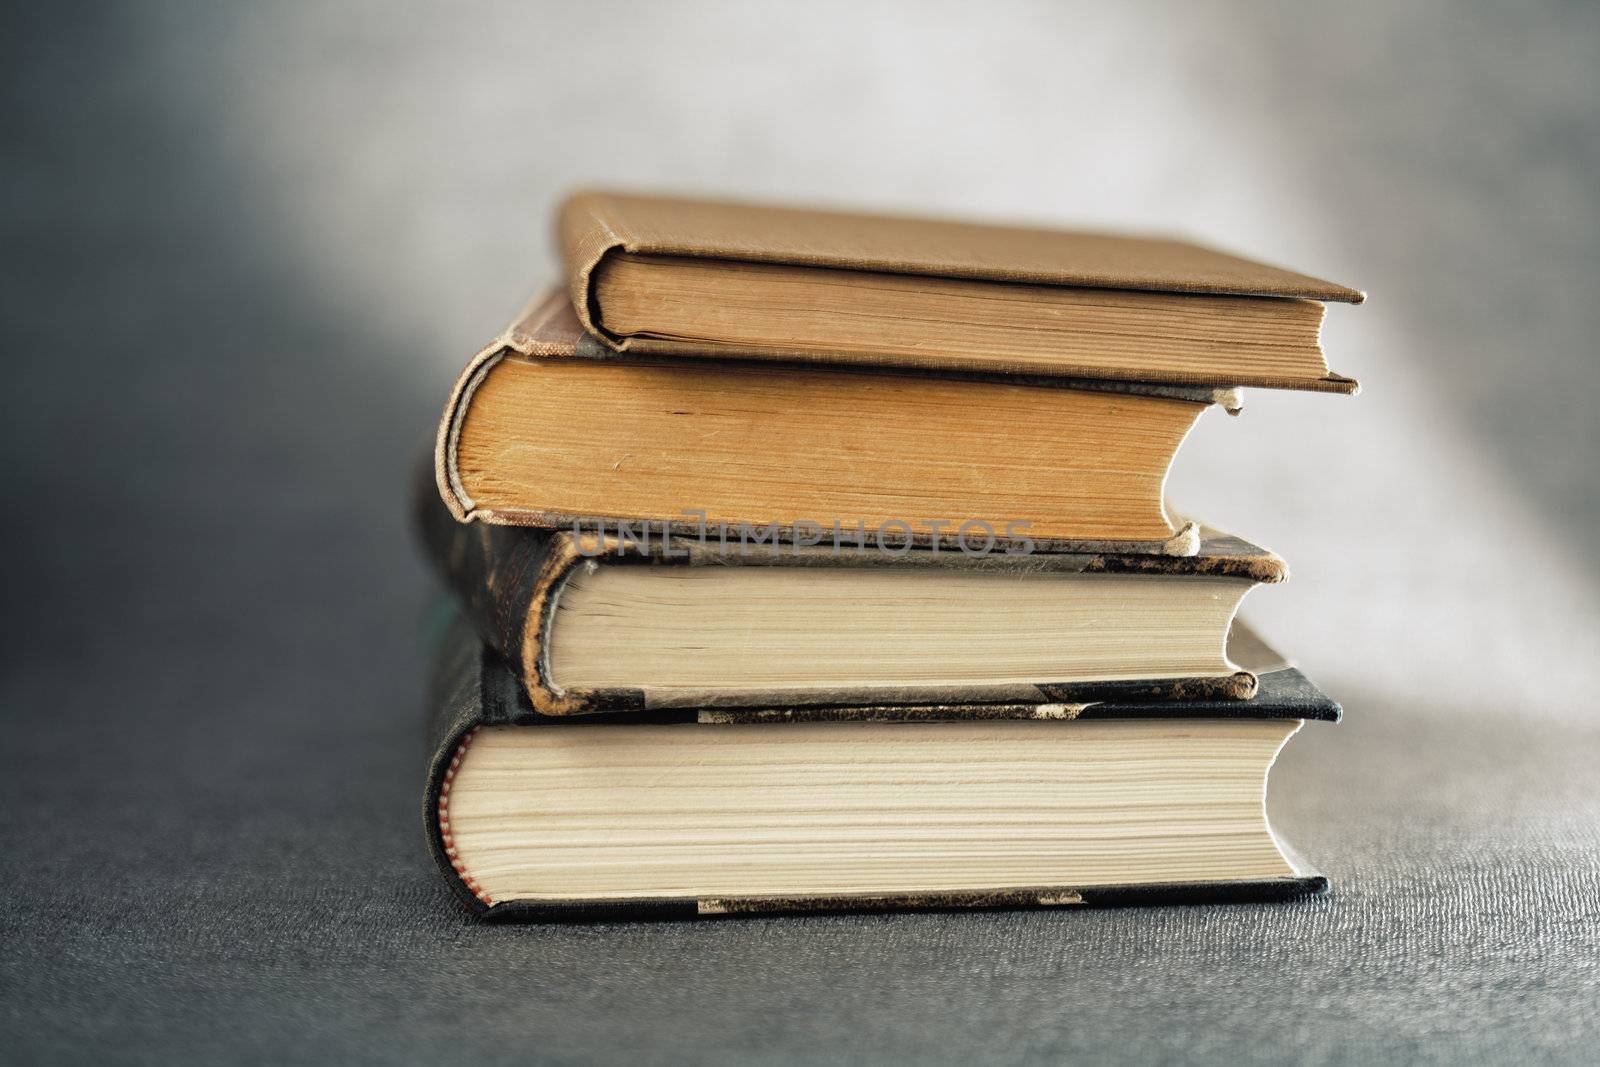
left=415, top=454, right=1288, bottom=715
left=435, top=291, right=1244, bottom=550
left=559, top=190, right=1363, bottom=391
left=424, top=616, right=1337, bottom=920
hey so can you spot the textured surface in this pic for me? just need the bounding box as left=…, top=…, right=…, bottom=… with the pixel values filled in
left=6, top=671, right=1597, bottom=1063
left=4, top=3, right=1599, bottom=1063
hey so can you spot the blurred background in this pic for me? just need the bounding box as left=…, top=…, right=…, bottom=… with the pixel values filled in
left=9, top=0, right=1598, bottom=716
left=5, top=1, right=1598, bottom=1060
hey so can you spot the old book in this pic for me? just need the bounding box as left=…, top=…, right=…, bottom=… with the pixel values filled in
left=436, top=291, right=1245, bottom=550
left=559, top=190, right=1363, bottom=392
left=424, top=616, right=1337, bottom=920
left=415, top=454, right=1286, bottom=715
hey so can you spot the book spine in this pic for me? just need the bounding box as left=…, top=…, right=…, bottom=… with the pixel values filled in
left=422, top=618, right=496, bottom=916
left=557, top=191, right=630, bottom=345
left=433, top=290, right=585, bottom=523
left=415, top=452, right=550, bottom=668
left=415, top=453, right=653, bottom=716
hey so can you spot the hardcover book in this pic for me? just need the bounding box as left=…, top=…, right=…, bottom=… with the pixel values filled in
left=558, top=190, right=1363, bottom=391
left=435, top=291, right=1245, bottom=551
left=416, top=455, right=1289, bottom=715
left=424, top=616, right=1337, bottom=921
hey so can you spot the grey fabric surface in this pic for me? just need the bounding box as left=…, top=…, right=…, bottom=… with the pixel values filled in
left=4, top=4, right=1599, bottom=1063
left=5, top=669, right=1598, bottom=1063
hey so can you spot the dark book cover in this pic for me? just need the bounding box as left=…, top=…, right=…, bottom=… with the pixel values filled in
left=423, top=615, right=1336, bottom=922
left=414, top=452, right=1291, bottom=716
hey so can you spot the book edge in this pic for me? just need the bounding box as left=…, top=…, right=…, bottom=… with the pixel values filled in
left=471, top=876, right=1331, bottom=923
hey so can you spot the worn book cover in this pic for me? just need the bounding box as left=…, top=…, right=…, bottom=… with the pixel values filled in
left=434, top=291, right=1242, bottom=551
left=558, top=190, right=1363, bottom=391
left=415, top=452, right=1289, bottom=714
left=424, top=615, right=1336, bottom=921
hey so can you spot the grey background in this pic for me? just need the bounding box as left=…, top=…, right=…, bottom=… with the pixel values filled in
left=3, top=2, right=1597, bottom=1063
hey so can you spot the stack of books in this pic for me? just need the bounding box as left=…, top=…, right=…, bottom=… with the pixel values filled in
left=415, top=191, right=1361, bottom=920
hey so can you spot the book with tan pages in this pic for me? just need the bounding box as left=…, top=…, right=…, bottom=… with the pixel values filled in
left=436, top=291, right=1249, bottom=551
left=558, top=190, right=1363, bottom=391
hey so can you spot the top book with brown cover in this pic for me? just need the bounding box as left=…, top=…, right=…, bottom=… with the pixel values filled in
left=559, top=190, right=1363, bottom=392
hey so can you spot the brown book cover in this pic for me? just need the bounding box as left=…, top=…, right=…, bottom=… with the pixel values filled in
left=558, top=190, right=1363, bottom=392
left=415, top=451, right=1287, bottom=715
left=423, top=614, right=1336, bottom=921
left=434, top=291, right=1240, bottom=550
